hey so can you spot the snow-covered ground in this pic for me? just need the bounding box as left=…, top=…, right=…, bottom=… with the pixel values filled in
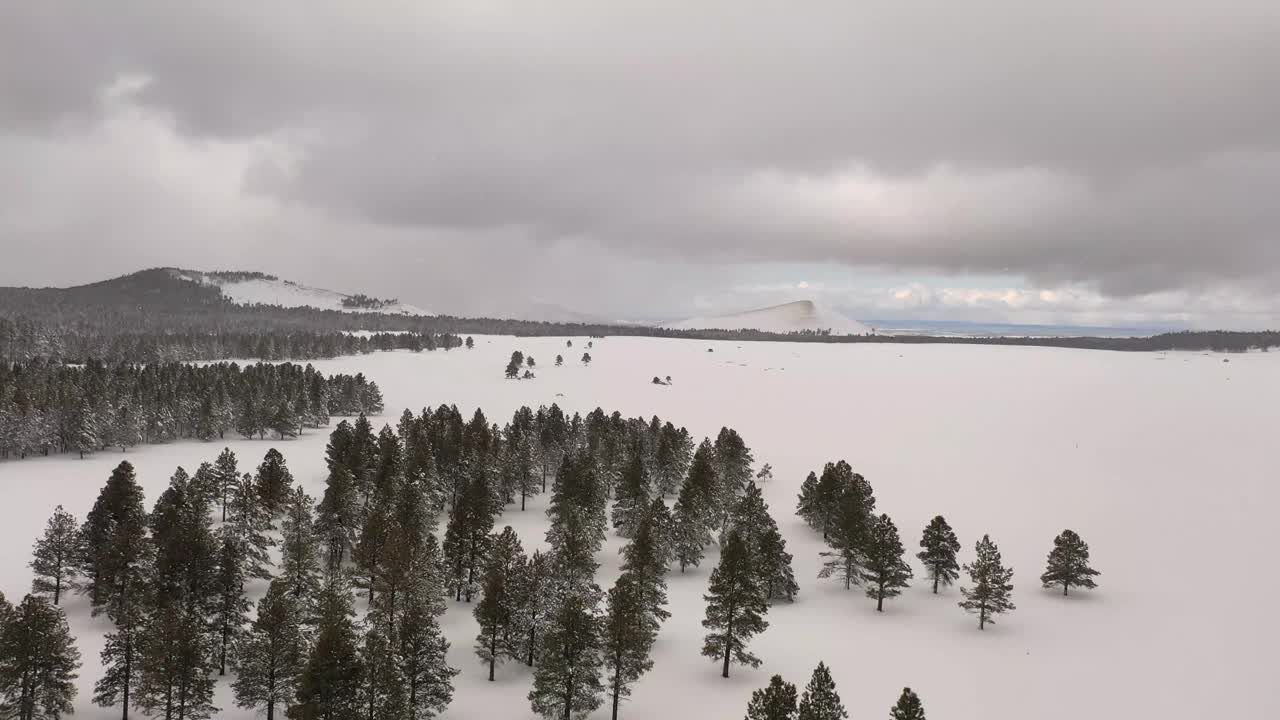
left=2, top=338, right=1276, bottom=719
left=664, top=300, right=872, bottom=335
left=178, top=270, right=432, bottom=316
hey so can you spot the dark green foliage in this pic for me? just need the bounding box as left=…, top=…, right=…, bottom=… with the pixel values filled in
left=93, top=590, right=143, bottom=719
left=727, top=482, right=798, bottom=603
left=396, top=567, right=456, bottom=719
left=0, top=595, right=81, bottom=720
left=817, top=470, right=876, bottom=591
left=701, top=529, right=769, bottom=678
left=745, top=675, right=799, bottom=720
left=442, top=465, right=498, bottom=602
left=279, top=486, right=323, bottom=606
left=619, top=498, right=674, bottom=625
left=212, top=532, right=252, bottom=676
left=213, top=447, right=239, bottom=522
left=29, top=505, right=80, bottom=605
left=528, top=594, right=604, bottom=720
left=227, top=473, right=276, bottom=581
left=611, top=452, right=651, bottom=538
left=506, top=351, right=525, bottom=379
left=602, top=573, right=658, bottom=720
left=79, top=461, right=151, bottom=612
left=359, top=628, right=407, bottom=720
left=1040, top=529, right=1100, bottom=596
left=796, top=471, right=819, bottom=526
left=960, top=534, right=1016, bottom=630
left=797, top=662, right=847, bottom=720
left=317, top=466, right=359, bottom=570
left=862, top=514, right=913, bottom=611
left=890, top=687, right=926, bottom=720
left=135, top=603, right=218, bottom=720
left=255, top=448, right=294, bottom=514
left=232, top=581, right=307, bottom=720
left=511, top=550, right=552, bottom=667
left=712, top=427, right=754, bottom=527
left=149, top=467, right=217, bottom=619
left=290, top=572, right=365, bottom=720
left=916, top=516, right=961, bottom=594
left=474, top=527, right=526, bottom=681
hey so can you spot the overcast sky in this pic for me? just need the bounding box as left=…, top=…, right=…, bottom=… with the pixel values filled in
left=2, top=2, right=1278, bottom=327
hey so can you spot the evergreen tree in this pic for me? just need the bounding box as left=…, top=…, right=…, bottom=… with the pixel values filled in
left=134, top=604, right=218, bottom=720
left=29, top=505, right=80, bottom=605
left=755, top=463, right=774, bottom=485
left=817, top=472, right=876, bottom=591
left=396, top=570, right=456, bottom=720
left=890, top=688, right=926, bottom=720
left=232, top=581, right=307, bottom=720
left=916, top=516, right=961, bottom=594
left=797, top=662, right=847, bottom=720
left=712, top=427, right=754, bottom=528
left=555, top=355, right=563, bottom=366
left=610, top=452, right=650, bottom=538
left=73, top=400, right=99, bottom=458
left=511, top=550, right=552, bottom=667
left=671, top=496, right=709, bottom=573
left=316, top=467, right=359, bottom=570
left=701, top=529, right=769, bottom=678
left=442, top=467, right=497, bottom=602
left=757, top=526, right=799, bottom=603
left=1040, top=529, right=1100, bottom=596
left=862, top=514, right=913, bottom=612
left=255, top=448, right=294, bottom=514
left=601, top=573, right=657, bottom=720
left=290, top=572, right=364, bottom=720
left=226, top=473, right=276, bottom=581
left=795, top=471, right=819, bottom=528
left=0, top=595, right=81, bottom=720
left=358, top=628, right=407, bottom=720
left=581, top=352, right=592, bottom=365
left=148, top=468, right=217, bottom=620
left=745, top=675, right=798, bottom=720
left=528, top=594, right=604, bottom=720
left=959, top=534, right=1016, bottom=630
left=93, top=591, right=144, bottom=720
left=279, top=486, right=323, bottom=606
left=79, top=461, right=151, bottom=612
left=213, top=447, right=239, bottom=522
left=474, top=527, right=525, bottom=681
left=619, top=498, right=673, bottom=625
left=212, top=532, right=252, bottom=676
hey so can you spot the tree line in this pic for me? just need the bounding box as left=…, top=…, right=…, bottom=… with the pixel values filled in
left=0, top=360, right=383, bottom=460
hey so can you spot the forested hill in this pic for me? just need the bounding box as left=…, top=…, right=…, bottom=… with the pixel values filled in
left=1, top=268, right=1278, bottom=358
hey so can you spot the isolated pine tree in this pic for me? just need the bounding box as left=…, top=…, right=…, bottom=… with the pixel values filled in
left=474, top=527, right=525, bottom=681
left=890, top=687, right=926, bottom=720
left=528, top=593, right=604, bottom=720
left=862, top=514, right=913, bottom=611
left=29, top=505, right=80, bottom=605
left=555, top=355, right=564, bottom=366
left=916, top=516, right=961, bottom=594
left=213, top=447, right=239, bottom=522
left=745, top=675, right=799, bottom=720
left=702, top=529, right=769, bottom=678
left=255, top=448, right=294, bottom=514
left=757, top=526, right=799, bottom=602
left=0, top=595, right=82, bottom=720
left=1040, top=529, right=1100, bottom=596
left=135, top=603, right=218, bottom=720
left=232, top=581, right=307, bottom=720
left=796, top=662, right=847, bottom=720
left=602, top=572, right=658, bottom=720
left=959, top=534, right=1016, bottom=630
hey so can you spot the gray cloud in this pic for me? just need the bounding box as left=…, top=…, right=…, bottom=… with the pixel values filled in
left=2, top=1, right=1279, bottom=323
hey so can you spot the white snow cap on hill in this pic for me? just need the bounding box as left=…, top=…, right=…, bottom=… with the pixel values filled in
left=173, top=270, right=432, bottom=316
left=664, top=300, right=872, bottom=335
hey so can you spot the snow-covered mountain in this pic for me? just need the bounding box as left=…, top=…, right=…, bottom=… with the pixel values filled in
left=663, top=300, right=872, bottom=335
left=171, top=269, right=432, bottom=316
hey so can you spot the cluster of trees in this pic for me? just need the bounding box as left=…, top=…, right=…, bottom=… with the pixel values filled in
left=745, top=666, right=926, bottom=720
left=798, top=462, right=1100, bottom=626
left=0, top=360, right=383, bottom=460
left=341, top=293, right=399, bottom=309
left=505, top=351, right=536, bottom=379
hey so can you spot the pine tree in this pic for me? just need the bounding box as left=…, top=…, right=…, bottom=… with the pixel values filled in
left=232, top=580, right=307, bottom=720
left=795, top=471, right=819, bottom=528
left=890, top=688, right=926, bottom=720
left=29, top=505, right=80, bottom=605
left=396, top=570, right=457, bottom=720
left=227, top=473, right=276, bottom=581
left=359, top=628, right=407, bottom=720
left=619, top=498, right=673, bottom=625
left=474, top=527, right=525, bottom=681
left=512, top=550, right=552, bottom=667
left=916, top=516, right=961, bottom=594
left=602, top=572, right=657, bottom=720
left=212, top=447, right=239, bottom=522
left=701, top=529, right=769, bottom=678
left=73, top=400, right=99, bottom=458
left=149, top=468, right=217, bottom=620
left=290, top=571, right=365, bottom=720
left=79, top=461, right=151, bottom=612
left=134, top=604, right=218, bottom=720
left=0, top=595, right=82, bottom=720
left=745, top=675, right=798, bottom=720
left=255, top=448, right=294, bottom=515
left=797, top=662, right=847, bottom=720
left=959, top=534, right=1016, bottom=630
left=755, top=463, right=773, bottom=484
left=757, top=526, right=799, bottom=603
left=611, top=452, right=650, bottom=538
left=442, top=468, right=497, bottom=602
left=93, top=591, right=143, bottom=720
left=862, top=514, right=913, bottom=611
left=317, top=466, right=359, bottom=570
left=817, top=472, right=876, bottom=591
left=212, top=531, right=252, bottom=676
left=1040, top=529, right=1100, bottom=596
left=528, top=593, right=604, bottom=720
left=279, top=486, right=323, bottom=606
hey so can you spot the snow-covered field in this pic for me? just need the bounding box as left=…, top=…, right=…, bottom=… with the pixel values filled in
left=178, top=270, right=432, bottom=316
left=2, top=337, right=1276, bottom=719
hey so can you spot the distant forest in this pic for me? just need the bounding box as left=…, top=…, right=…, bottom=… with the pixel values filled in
left=1, top=268, right=1277, bottom=362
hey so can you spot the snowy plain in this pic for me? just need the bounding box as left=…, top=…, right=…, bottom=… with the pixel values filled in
left=1, top=336, right=1276, bottom=719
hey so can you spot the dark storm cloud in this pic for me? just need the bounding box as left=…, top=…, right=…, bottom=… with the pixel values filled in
left=2, top=0, right=1279, bottom=306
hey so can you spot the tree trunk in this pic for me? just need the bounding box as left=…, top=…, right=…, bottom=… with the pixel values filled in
left=488, top=634, right=497, bottom=681
left=1063, top=582, right=1069, bottom=596
left=876, top=585, right=884, bottom=612
left=932, top=572, right=939, bottom=594
left=612, top=672, right=621, bottom=720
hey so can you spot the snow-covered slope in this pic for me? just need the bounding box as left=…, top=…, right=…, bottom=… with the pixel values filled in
left=172, top=270, right=431, bottom=316
left=664, top=300, right=871, bottom=335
